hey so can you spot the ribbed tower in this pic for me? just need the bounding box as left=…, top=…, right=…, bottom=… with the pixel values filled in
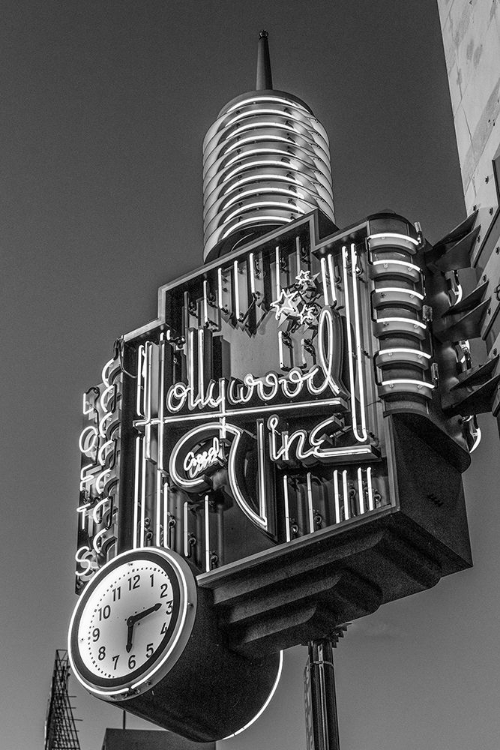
left=203, top=31, right=335, bottom=261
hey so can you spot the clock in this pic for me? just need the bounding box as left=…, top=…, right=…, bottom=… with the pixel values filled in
left=69, top=546, right=282, bottom=741
left=68, top=547, right=196, bottom=699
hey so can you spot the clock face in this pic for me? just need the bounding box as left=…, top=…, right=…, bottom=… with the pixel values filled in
left=69, top=548, right=197, bottom=698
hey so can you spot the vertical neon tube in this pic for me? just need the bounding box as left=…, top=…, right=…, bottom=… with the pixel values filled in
left=357, top=466, right=365, bottom=515
left=306, top=472, right=314, bottom=533
left=342, top=246, right=367, bottom=443
left=187, top=329, right=195, bottom=409
left=140, top=441, right=147, bottom=547
left=342, top=470, right=350, bottom=521
left=233, top=260, right=240, bottom=321
left=275, top=245, right=281, bottom=299
left=197, top=328, right=204, bottom=403
left=367, top=466, right=374, bottom=512
left=144, top=343, right=152, bottom=460
left=217, top=267, right=224, bottom=310
left=203, top=280, right=209, bottom=326
left=257, top=420, right=268, bottom=527
left=283, top=474, right=291, bottom=542
left=183, top=502, right=189, bottom=558
left=157, top=335, right=166, bottom=545
left=295, top=236, right=301, bottom=277
left=155, top=480, right=162, bottom=547
left=248, top=252, right=256, bottom=297
left=320, top=256, right=329, bottom=305
left=136, top=345, right=144, bottom=418
left=278, top=331, right=285, bottom=371
left=350, top=244, right=368, bottom=442
left=327, top=253, right=337, bottom=305
left=163, top=482, right=169, bottom=548
left=133, top=437, right=141, bottom=549
left=204, top=495, right=211, bottom=572
left=333, top=470, right=341, bottom=524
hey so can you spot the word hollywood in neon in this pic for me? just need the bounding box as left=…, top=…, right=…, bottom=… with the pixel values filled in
left=165, top=307, right=344, bottom=414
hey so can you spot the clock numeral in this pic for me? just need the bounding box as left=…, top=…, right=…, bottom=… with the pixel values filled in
left=92, top=627, right=100, bottom=642
left=128, top=574, right=140, bottom=591
left=98, top=646, right=106, bottom=661
left=150, top=574, right=154, bottom=587
left=161, top=622, right=167, bottom=635
left=128, top=654, right=136, bottom=669
left=112, top=655, right=119, bottom=670
left=112, top=586, right=121, bottom=602
left=146, top=643, right=154, bottom=659
left=160, top=583, right=169, bottom=598
left=98, top=605, right=111, bottom=621
left=165, top=600, right=173, bottom=614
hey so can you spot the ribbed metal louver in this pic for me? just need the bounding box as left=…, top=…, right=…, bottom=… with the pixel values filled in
left=202, top=33, right=335, bottom=261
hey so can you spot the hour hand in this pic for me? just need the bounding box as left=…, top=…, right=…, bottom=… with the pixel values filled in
left=128, top=602, right=161, bottom=627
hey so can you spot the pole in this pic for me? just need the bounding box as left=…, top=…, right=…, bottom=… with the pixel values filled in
left=305, top=632, right=346, bottom=750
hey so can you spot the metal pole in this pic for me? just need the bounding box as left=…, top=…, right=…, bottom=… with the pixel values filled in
left=305, top=633, right=345, bottom=750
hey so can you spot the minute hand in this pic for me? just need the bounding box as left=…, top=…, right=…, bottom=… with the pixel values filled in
left=127, top=602, right=162, bottom=627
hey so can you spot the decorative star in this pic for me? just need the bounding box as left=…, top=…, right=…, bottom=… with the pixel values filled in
left=294, top=270, right=320, bottom=293
left=298, top=303, right=319, bottom=328
left=270, top=288, right=301, bottom=326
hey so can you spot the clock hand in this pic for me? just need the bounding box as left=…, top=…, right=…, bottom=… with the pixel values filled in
left=125, top=603, right=161, bottom=652
left=126, top=623, right=134, bottom=654
left=127, top=602, right=162, bottom=628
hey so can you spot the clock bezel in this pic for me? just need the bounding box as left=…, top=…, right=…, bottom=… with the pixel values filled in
left=68, top=547, right=197, bottom=699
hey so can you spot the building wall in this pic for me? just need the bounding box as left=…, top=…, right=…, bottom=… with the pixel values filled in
left=437, top=0, right=500, bottom=219
left=437, top=0, right=500, bottom=420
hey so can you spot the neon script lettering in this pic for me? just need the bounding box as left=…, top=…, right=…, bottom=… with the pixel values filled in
left=183, top=437, right=223, bottom=479
left=166, top=308, right=342, bottom=414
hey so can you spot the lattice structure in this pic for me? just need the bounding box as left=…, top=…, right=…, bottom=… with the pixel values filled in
left=44, top=650, right=81, bottom=750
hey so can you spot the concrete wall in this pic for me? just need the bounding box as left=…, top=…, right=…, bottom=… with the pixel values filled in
left=437, top=0, right=500, bottom=421
left=437, top=0, right=500, bottom=225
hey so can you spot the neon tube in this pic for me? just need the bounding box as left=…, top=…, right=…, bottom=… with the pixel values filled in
left=306, top=473, right=314, bottom=533
left=283, top=475, right=291, bottom=542
left=320, top=257, right=329, bottom=305
left=133, top=437, right=141, bottom=549
left=342, top=470, right=349, bottom=521
left=233, top=260, right=240, bottom=321
left=367, top=466, right=374, bottom=512
left=222, top=652, right=284, bottom=739
left=350, top=244, right=368, bottom=442
left=327, top=253, right=336, bottom=305
left=333, top=470, right=341, bottom=524
left=357, top=466, right=365, bottom=515
left=204, top=496, right=211, bottom=572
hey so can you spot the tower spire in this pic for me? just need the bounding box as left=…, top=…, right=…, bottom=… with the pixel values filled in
left=256, top=30, right=273, bottom=90
left=202, top=32, right=335, bottom=261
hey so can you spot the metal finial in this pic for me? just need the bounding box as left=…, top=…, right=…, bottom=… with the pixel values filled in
left=256, top=30, right=273, bottom=90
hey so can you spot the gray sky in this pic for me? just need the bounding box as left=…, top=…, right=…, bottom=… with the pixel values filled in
left=2, top=1, right=500, bottom=749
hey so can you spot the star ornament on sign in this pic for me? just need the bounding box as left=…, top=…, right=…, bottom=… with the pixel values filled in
left=294, top=269, right=320, bottom=293
left=294, top=270, right=319, bottom=296
left=298, top=304, right=319, bottom=328
left=270, top=288, right=301, bottom=326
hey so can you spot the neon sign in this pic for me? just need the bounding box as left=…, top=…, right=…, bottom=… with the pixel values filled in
left=121, top=224, right=398, bottom=573
left=78, top=212, right=453, bottom=585
left=75, top=356, right=122, bottom=592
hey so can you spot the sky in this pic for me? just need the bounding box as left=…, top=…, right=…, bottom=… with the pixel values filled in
left=2, top=1, right=500, bottom=749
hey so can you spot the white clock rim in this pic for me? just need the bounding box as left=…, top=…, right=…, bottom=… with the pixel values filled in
left=78, top=559, right=176, bottom=680
left=68, top=547, right=197, bottom=698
